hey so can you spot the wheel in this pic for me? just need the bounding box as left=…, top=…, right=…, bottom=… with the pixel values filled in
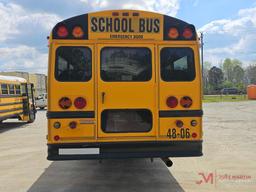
left=27, top=110, right=36, bottom=123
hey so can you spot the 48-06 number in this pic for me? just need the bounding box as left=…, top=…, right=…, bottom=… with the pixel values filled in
left=167, top=128, right=190, bottom=139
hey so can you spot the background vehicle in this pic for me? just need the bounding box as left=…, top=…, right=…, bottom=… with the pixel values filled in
left=35, top=93, right=47, bottom=109
left=221, top=88, right=239, bottom=95
left=0, top=75, right=36, bottom=123
left=47, top=10, right=203, bottom=161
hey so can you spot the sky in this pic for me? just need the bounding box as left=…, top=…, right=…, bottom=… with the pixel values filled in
left=0, top=0, right=256, bottom=74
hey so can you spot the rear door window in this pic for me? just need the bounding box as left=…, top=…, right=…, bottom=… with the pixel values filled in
left=161, top=47, right=195, bottom=81
left=55, top=46, right=92, bottom=82
left=101, top=47, right=152, bottom=82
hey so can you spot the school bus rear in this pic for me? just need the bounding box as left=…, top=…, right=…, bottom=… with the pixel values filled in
left=47, top=10, right=203, bottom=160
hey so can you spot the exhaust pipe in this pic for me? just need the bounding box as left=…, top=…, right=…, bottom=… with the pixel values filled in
left=161, top=157, right=173, bottom=167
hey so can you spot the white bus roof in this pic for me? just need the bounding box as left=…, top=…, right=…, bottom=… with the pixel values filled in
left=0, top=75, right=27, bottom=83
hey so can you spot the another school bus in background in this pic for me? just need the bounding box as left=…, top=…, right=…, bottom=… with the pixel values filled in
left=0, top=75, right=36, bottom=123
left=47, top=10, right=203, bottom=164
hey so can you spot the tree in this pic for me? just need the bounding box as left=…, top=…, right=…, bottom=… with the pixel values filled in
left=232, top=65, right=244, bottom=84
left=208, top=66, right=224, bottom=93
left=246, top=64, right=256, bottom=84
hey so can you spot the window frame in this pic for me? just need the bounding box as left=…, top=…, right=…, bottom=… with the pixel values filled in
left=1, top=84, right=8, bottom=95
left=54, top=46, right=92, bottom=82
left=160, top=47, right=196, bottom=82
left=100, top=46, right=153, bottom=82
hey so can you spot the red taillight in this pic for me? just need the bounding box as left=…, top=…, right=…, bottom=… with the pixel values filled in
left=166, top=96, right=178, bottom=108
left=180, top=96, right=193, bottom=108
left=72, top=26, right=84, bottom=38
left=57, top=25, right=68, bottom=38
left=192, top=132, right=197, bottom=138
left=59, top=97, right=72, bottom=109
left=74, top=97, right=86, bottom=109
left=176, top=120, right=184, bottom=128
left=69, top=121, right=77, bottom=129
left=168, top=27, right=179, bottom=39
left=54, top=135, right=60, bottom=141
left=183, top=27, right=193, bottom=39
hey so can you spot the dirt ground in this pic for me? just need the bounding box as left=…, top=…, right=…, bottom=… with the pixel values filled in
left=0, top=101, right=255, bottom=192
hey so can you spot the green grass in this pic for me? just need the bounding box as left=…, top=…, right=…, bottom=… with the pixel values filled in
left=203, top=95, right=249, bottom=103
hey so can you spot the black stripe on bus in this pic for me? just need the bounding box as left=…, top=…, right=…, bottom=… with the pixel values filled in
left=159, top=110, right=203, bottom=117
left=0, top=101, right=23, bottom=107
left=0, top=95, right=23, bottom=98
left=0, top=107, right=24, bottom=114
left=0, top=112, right=23, bottom=121
left=47, top=111, right=95, bottom=119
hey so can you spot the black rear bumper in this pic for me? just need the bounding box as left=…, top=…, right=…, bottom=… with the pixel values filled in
left=47, top=140, right=203, bottom=161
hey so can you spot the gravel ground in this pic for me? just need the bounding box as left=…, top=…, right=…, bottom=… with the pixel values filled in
left=0, top=101, right=255, bottom=192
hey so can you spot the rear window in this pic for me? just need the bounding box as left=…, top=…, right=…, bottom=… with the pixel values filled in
left=101, top=109, right=152, bottom=133
left=1, top=84, right=8, bottom=95
left=161, top=47, right=195, bottom=81
left=101, top=47, right=152, bottom=82
left=55, top=46, right=92, bottom=82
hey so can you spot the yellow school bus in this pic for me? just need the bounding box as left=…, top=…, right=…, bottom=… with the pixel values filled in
left=0, top=75, right=36, bottom=123
left=47, top=10, right=203, bottom=162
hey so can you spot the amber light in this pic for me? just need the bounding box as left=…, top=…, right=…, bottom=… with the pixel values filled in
left=72, top=26, right=84, bottom=38
left=57, top=25, right=68, bottom=38
left=74, top=97, right=86, bottom=109
left=59, top=97, right=72, bottom=109
left=180, top=96, right=193, bottom=108
left=176, top=120, right=184, bottom=128
left=168, top=27, right=179, bottom=39
left=69, top=121, right=77, bottom=129
left=183, top=27, right=193, bottom=39
left=166, top=96, right=178, bottom=108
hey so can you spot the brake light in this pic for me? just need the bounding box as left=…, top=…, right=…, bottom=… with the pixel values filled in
left=168, top=27, right=179, bottom=39
left=166, top=96, right=178, bottom=108
left=183, top=27, right=193, bottom=39
left=180, top=96, right=193, bottom=108
left=72, top=26, right=84, bottom=38
left=74, top=97, right=86, bottom=109
left=59, top=97, right=72, bottom=109
left=69, top=121, right=77, bottom=129
left=57, top=25, right=68, bottom=38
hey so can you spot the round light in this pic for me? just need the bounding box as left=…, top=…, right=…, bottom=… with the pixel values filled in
left=59, top=97, right=72, bottom=109
left=180, top=96, right=193, bottom=108
left=74, top=97, right=86, bottom=109
left=166, top=96, right=178, bottom=108
left=57, top=25, right=68, bottom=38
left=54, top=135, right=60, bottom=141
left=69, top=121, right=77, bottom=129
left=191, top=120, right=197, bottom=127
left=168, top=27, right=179, bottom=39
left=72, top=26, right=84, bottom=38
left=183, top=27, right=193, bottom=39
left=176, top=120, right=184, bottom=128
left=53, top=122, right=61, bottom=129
left=192, top=133, right=197, bottom=138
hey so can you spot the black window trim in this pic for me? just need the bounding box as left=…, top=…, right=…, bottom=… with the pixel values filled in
left=54, top=46, right=92, bottom=82
left=101, top=108, right=153, bottom=133
left=160, top=47, right=196, bottom=82
left=100, top=46, right=153, bottom=82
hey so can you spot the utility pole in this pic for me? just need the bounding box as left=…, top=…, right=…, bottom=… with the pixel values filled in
left=200, top=32, right=204, bottom=96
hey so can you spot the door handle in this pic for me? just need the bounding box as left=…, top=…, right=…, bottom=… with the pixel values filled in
left=102, top=92, right=105, bottom=104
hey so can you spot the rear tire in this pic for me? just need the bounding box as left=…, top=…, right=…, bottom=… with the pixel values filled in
left=27, top=110, right=36, bottom=123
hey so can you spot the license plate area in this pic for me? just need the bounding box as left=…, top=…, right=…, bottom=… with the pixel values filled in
left=59, top=148, right=100, bottom=155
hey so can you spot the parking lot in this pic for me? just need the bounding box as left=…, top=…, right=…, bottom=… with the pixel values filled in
left=0, top=101, right=255, bottom=192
